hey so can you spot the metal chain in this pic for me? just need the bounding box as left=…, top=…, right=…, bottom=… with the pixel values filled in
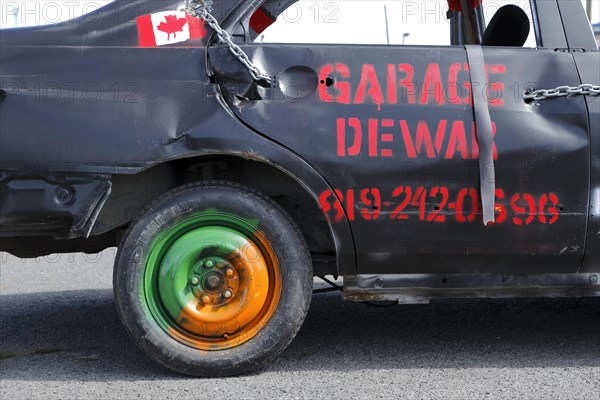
left=524, top=84, right=600, bottom=102
left=186, top=0, right=272, bottom=83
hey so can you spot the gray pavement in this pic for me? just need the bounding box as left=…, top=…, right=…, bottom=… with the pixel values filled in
left=0, top=249, right=599, bottom=399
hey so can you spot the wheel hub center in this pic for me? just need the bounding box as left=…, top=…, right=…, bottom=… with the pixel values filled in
left=189, top=257, right=239, bottom=302
left=203, top=271, right=225, bottom=292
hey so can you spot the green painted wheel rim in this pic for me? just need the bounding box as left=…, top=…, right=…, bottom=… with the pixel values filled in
left=143, top=210, right=282, bottom=350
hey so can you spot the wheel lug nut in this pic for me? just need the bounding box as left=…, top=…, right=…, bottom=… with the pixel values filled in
left=225, top=268, right=234, bottom=277
left=200, top=294, right=211, bottom=304
left=222, top=289, right=233, bottom=299
left=204, top=260, right=214, bottom=268
left=190, top=276, right=199, bottom=285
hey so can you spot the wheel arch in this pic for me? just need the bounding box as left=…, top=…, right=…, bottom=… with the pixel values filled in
left=93, top=151, right=355, bottom=276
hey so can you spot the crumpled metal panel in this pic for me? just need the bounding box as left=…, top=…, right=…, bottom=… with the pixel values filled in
left=0, top=1, right=211, bottom=170
left=0, top=0, right=356, bottom=272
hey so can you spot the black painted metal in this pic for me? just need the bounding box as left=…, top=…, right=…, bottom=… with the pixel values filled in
left=556, top=0, right=598, bottom=50
left=0, top=0, right=599, bottom=294
left=0, top=174, right=111, bottom=238
left=209, top=45, right=590, bottom=275
left=573, top=51, right=600, bottom=272
left=344, top=273, right=600, bottom=303
left=530, top=0, right=568, bottom=49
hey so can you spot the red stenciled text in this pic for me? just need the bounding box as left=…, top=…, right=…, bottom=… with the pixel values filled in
left=319, top=186, right=559, bottom=225
left=318, top=62, right=507, bottom=107
left=337, top=118, right=497, bottom=159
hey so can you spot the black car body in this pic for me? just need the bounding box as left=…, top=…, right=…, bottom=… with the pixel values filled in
left=1, top=0, right=599, bottom=375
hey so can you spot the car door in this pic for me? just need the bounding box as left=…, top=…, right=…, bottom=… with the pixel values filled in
left=208, top=0, right=589, bottom=275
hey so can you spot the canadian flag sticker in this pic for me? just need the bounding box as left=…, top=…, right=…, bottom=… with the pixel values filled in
left=136, top=11, right=206, bottom=47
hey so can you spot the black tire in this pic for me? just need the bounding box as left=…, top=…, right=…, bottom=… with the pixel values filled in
left=113, top=181, right=312, bottom=377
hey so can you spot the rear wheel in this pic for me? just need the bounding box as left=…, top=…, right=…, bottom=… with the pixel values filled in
left=114, top=181, right=312, bottom=376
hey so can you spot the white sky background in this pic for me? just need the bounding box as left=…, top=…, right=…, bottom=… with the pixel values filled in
left=258, top=0, right=599, bottom=46
left=0, top=0, right=598, bottom=47
left=0, top=0, right=114, bottom=27
left=260, top=0, right=535, bottom=45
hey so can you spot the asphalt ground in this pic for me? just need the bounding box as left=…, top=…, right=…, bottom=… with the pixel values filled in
left=1, top=249, right=599, bottom=399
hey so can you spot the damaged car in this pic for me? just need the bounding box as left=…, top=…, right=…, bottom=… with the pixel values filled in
left=0, top=0, right=598, bottom=376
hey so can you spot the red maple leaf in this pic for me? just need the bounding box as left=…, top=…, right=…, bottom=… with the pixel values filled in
left=156, top=15, right=188, bottom=40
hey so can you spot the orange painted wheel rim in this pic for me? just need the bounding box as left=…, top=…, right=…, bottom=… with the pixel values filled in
left=144, top=213, right=282, bottom=351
